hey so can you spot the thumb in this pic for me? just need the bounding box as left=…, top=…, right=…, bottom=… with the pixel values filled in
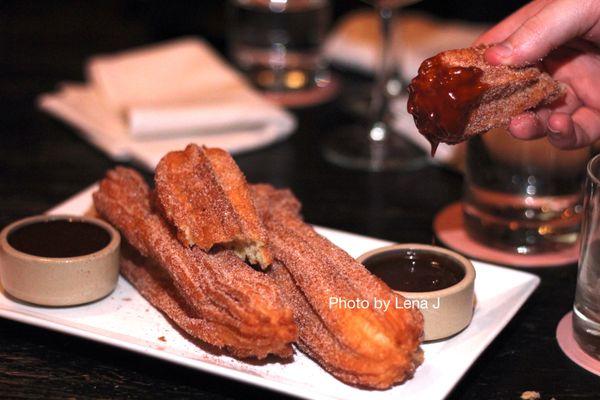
left=485, top=0, right=598, bottom=66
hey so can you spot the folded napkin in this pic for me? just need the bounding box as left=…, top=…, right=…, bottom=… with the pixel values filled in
left=325, top=12, right=488, bottom=168
left=39, top=38, right=296, bottom=169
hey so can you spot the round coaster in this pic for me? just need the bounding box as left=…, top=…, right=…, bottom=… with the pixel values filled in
left=556, top=312, right=600, bottom=377
left=433, top=202, right=579, bottom=268
left=263, top=74, right=340, bottom=108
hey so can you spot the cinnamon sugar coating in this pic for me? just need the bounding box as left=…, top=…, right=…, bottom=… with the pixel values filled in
left=252, top=184, right=424, bottom=389
left=93, top=167, right=296, bottom=359
left=408, top=45, right=565, bottom=147
left=155, top=144, right=272, bottom=267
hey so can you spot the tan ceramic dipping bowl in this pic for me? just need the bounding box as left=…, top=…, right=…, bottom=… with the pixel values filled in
left=0, top=215, right=120, bottom=306
left=357, top=244, right=476, bottom=342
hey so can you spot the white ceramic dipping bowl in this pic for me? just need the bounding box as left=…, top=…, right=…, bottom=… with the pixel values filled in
left=0, top=214, right=120, bottom=306
left=357, top=243, right=475, bottom=341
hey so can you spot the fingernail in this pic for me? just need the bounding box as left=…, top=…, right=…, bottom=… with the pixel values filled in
left=492, top=43, right=513, bottom=59
left=547, top=126, right=562, bottom=141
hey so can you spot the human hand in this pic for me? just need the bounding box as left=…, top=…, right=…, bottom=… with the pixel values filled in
left=475, top=0, right=600, bottom=149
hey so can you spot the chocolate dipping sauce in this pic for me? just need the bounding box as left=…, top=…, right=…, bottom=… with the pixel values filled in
left=7, top=219, right=111, bottom=258
left=362, top=249, right=465, bottom=292
left=407, top=54, right=488, bottom=156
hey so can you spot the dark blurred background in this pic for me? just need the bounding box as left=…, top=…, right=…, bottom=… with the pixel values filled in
left=115, top=0, right=530, bottom=43
left=0, top=0, right=529, bottom=225
left=2, top=0, right=529, bottom=71
left=0, top=0, right=529, bottom=114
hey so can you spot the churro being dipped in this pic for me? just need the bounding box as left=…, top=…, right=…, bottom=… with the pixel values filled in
left=407, top=45, right=564, bottom=155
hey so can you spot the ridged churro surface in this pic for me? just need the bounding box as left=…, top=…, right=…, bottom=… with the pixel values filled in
left=252, top=184, right=424, bottom=389
left=93, top=167, right=296, bottom=359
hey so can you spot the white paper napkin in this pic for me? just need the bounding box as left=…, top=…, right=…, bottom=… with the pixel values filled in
left=325, top=11, right=488, bottom=168
left=39, top=37, right=296, bottom=169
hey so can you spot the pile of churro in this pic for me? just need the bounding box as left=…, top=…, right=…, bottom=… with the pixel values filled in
left=93, top=144, right=423, bottom=389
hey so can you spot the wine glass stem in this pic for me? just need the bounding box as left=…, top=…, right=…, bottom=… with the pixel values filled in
left=369, top=6, right=397, bottom=135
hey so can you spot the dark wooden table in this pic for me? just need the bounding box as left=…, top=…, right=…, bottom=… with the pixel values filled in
left=1, top=1, right=597, bottom=399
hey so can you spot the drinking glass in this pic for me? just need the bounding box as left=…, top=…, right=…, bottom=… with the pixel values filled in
left=463, top=128, right=590, bottom=254
left=322, top=0, right=427, bottom=171
left=228, top=0, right=332, bottom=95
left=573, top=153, right=600, bottom=360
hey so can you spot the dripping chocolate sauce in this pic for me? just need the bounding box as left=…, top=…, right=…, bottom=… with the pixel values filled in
left=407, top=54, right=488, bottom=156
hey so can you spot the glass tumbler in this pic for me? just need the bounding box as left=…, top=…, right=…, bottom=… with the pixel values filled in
left=463, top=128, right=590, bottom=254
left=228, top=0, right=331, bottom=94
left=573, top=153, right=600, bottom=360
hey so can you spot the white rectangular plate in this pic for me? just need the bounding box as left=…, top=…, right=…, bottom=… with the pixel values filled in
left=0, top=186, right=540, bottom=400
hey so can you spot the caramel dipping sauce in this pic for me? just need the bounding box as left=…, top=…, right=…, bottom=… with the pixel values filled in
left=362, top=249, right=465, bottom=292
left=407, top=54, right=488, bottom=155
left=7, top=219, right=112, bottom=258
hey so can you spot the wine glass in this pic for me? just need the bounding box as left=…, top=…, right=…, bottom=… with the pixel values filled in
left=322, top=0, right=426, bottom=171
